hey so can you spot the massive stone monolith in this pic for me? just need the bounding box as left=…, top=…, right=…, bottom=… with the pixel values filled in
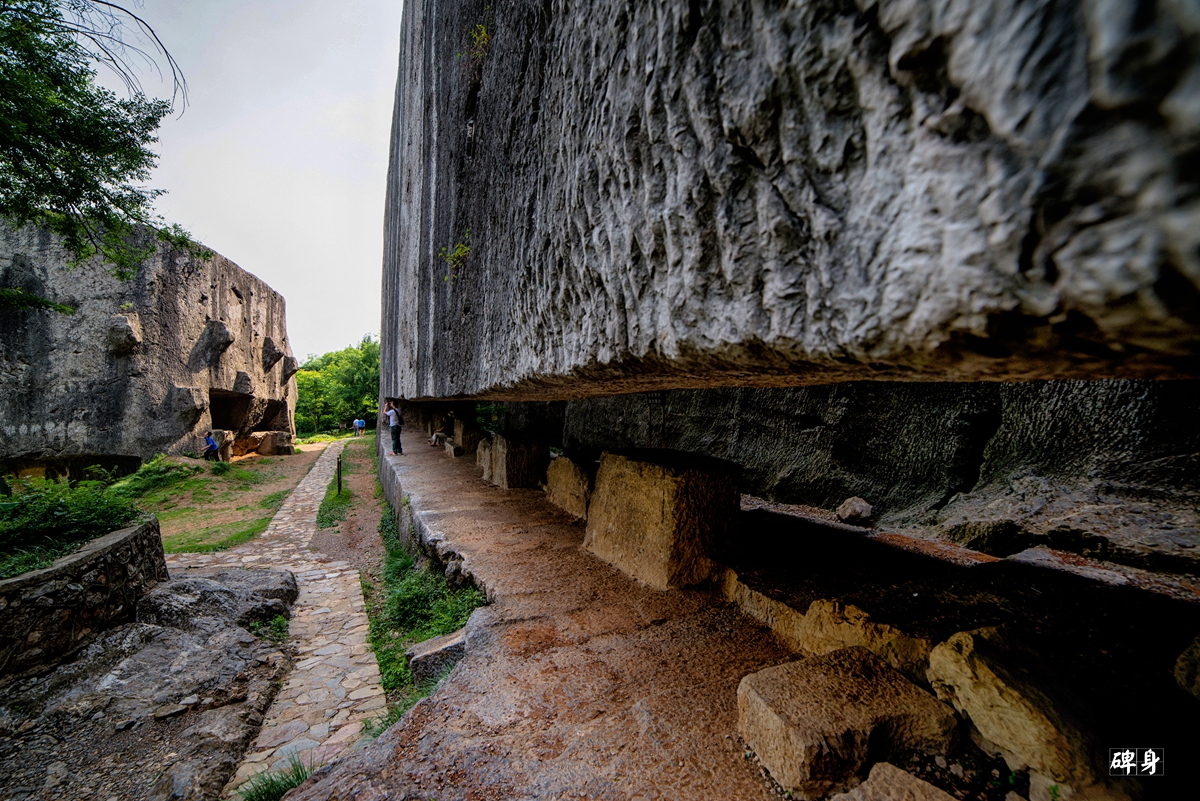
left=382, top=0, right=1200, bottom=402
left=0, top=224, right=297, bottom=476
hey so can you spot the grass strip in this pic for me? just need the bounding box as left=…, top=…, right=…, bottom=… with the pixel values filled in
left=362, top=505, right=486, bottom=735
left=315, top=474, right=353, bottom=529
left=161, top=516, right=272, bottom=553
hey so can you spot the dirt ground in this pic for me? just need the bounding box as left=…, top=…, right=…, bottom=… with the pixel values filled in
left=139, top=444, right=326, bottom=552
left=309, top=438, right=385, bottom=583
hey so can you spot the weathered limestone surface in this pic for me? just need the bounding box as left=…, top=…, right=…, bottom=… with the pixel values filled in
left=927, top=629, right=1134, bottom=801
left=737, top=647, right=957, bottom=799
left=0, top=521, right=168, bottom=681
left=382, top=0, right=1200, bottom=402
left=561, top=380, right=1200, bottom=573
left=829, top=762, right=957, bottom=801
left=0, top=223, right=297, bottom=475
left=584, top=451, right=738, bottom=590
left=0, top=568, right=295, bottom=801
left=545, top=454, right=591, bottom=520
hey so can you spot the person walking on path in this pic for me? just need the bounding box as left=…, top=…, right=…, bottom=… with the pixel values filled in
left=384, top=402, right=404, bottom=455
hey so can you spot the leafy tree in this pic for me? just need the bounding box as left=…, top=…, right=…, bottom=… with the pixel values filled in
left=295, top=336, right=381, bottom=434
left=0, top=1, right=191, bottom=313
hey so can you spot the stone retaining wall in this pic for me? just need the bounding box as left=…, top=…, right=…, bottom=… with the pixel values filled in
left=0, top=520, right=168, bottom=681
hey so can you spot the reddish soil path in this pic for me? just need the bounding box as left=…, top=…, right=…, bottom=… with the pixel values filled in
left=290, top=431, right=793, bottom=800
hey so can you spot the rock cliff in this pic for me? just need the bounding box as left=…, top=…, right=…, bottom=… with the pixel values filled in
left=382, top=0, right=1200, bottom=401
left=0, top=224, right=297, bottom=475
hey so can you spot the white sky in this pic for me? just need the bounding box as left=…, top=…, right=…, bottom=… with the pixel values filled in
left=123, top=0, right=404, bottom=361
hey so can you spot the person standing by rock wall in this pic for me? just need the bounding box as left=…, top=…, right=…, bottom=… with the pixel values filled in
left=384, top=402, right=404, bottom=456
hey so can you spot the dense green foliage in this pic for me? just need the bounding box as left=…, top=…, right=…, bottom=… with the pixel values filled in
left=295, top=335, right=380, bottom=435
left=0, top=1, right=196, bottom=303
left=0, top=474, right=142, bottom=578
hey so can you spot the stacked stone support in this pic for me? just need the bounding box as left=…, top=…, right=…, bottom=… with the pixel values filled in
left=583, top=451, right=738, bottom=590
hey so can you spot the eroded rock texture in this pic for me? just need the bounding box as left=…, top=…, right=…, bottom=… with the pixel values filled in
left=383, top=0, right=1200, bottom=401
left=559, top=379, right=1200, bottom=573
left=0, top=224, right=297, bottom=475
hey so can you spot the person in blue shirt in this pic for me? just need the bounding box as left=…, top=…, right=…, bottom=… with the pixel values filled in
left=202, top=431, right=220, bottom=461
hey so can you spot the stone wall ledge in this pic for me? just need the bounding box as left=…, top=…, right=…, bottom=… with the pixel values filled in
left=0, top=519, right=168, bottom=681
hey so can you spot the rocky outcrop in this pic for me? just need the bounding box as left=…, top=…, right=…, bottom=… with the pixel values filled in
left=0, top=521, right=168, bottom=681
left=829, top=762, right=957, bottom=801
left=0, top=568, right=297, bottom=801
left=382, top=0, right=1200, bottom=402
left=0, top=224, right=297, bottom=476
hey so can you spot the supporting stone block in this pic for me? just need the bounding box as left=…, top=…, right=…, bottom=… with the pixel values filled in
left=491, top=434, right=549, bottom=489
left=546, top=455, right=590, bottom=520
left=737, top=647, right=958, bottom=799
left=478, top=437, right=494, bottom=482
left=927, top=630, right=1131, bottom=800
left=829, top=762, right=956, bottom=801
left=405, top=628, right=466, bottom=685
left=453, top=419, right=482, bottom=457
left=256, top=431, right=294, bottom=456
left=583, top=451, right=737, bottom=590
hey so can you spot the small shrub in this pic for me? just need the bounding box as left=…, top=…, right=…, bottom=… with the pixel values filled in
left=250, top=614, right=290, bottom=644
left=0, top=477, right=142, bottom=578
left=210, top=461, right=232, bottom=476
left=236, top=752, right=320, bottom=801
left=439, top=229, right=471, bottom=283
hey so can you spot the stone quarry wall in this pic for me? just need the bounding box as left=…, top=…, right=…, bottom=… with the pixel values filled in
left=0, top=520, right=169, bottom=682
left=0, top=224, right=298, bottom=474
left=382, top=0, right=1200, bottom=402
left=558, top=379, right=1200, bottom=574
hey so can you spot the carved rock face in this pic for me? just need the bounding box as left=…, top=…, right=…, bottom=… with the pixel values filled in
left=0, top=223, right=298, bottom=464
left=383, top=0, right=1200, bottom=402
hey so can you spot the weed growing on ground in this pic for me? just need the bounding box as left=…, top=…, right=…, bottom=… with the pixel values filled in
left=250, top=614, right=290, bottom=644
left=211, top=461, right=232, bottom=476
left=362, top=664, right=455, bottom=738
left=236, top=752, right=320, bottom=801
left=315, top=475, right=353, bottom=529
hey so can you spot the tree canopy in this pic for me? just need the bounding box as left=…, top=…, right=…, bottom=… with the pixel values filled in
left=0, top=1, right=190, bottom=312
left=295, top=336, right=381, bottom=435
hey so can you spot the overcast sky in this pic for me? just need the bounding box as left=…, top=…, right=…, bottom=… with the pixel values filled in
left=126, top=0, right=404, bottom=361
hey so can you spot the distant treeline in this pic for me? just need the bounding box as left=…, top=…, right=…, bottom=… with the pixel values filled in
left=295, top=336, right=380, bottom=435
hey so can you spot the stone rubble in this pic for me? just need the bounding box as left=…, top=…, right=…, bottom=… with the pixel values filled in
left=165, top=441, right=385, bottom=796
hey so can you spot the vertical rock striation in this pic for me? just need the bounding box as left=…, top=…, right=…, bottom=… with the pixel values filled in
left=0, top=224, right=297, bottom=474
left=382, top=0, right=1200, bottom=401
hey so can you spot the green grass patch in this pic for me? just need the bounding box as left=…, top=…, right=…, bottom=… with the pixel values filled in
left=249, top=614, right=290, bottom=645
left=315, top=477, right=353, bottom=529
left=366, top=505, right=486, bottom=697
left=258, top=490, right=290, bottom=511
left=161, top=516, right=272, bottom=553
left=295, top=431, right=356, bottom=445
left=236, top=752, right=320, bottom=801
left=110, top=455, right=202, bottom=496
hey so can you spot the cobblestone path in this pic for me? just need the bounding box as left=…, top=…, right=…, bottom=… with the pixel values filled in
left=164, top=441, right=385, bottom=796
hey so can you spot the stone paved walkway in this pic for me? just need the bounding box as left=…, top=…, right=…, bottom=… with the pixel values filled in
left=164, top=441, right=386, bottom=796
